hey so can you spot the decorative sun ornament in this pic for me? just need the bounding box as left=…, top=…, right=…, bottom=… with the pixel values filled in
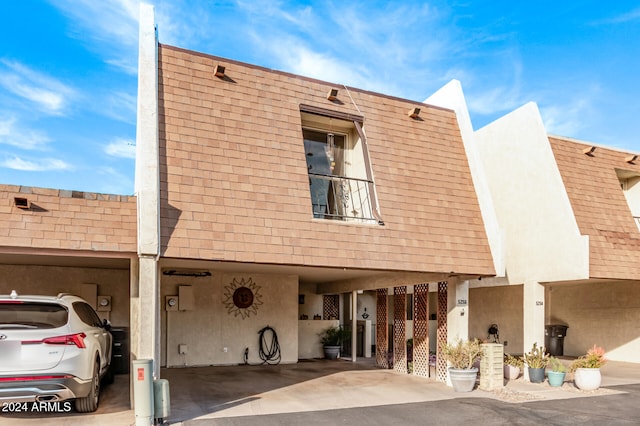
left=223, top=277, right=263, bottom=319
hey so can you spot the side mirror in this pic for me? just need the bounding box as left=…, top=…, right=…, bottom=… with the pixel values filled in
left=102, top=318, right=112, bottom=331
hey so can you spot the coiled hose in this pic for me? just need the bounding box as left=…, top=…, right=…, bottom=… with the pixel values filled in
left=243, top=325, right=281, bottom=365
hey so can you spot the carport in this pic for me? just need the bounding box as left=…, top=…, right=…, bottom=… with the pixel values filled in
left=6, top=358, right=640, bottom=425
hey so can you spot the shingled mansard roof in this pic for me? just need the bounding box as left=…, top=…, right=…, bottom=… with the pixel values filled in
left=157, top=44, right=495, bottom=277
left=550, top=136, right=640, bottom=280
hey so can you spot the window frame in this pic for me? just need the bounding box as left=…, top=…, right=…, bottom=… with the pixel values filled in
left=300, top=105, right=384, bottom=225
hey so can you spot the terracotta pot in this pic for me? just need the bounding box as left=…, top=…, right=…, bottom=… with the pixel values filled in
left=574, top=368, right=601, bottom=390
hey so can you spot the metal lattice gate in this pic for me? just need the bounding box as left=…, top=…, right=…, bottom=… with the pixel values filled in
left=323, top=295, right=339, bottom=320
left=436, top=281, right=448, bottom=383
left=393, top=286, right=407, bottom=374
left=375, top=288, right=388, bottom=368
left=412, top=283, right=429, bottom=377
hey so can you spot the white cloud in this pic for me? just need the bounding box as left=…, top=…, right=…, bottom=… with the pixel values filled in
left=274, top=43, right=366, bottom=87
left=47, top=0, right=193, bottom=73
left=47, top=0, right=140, bottom=73
left=0, top=156, right=71, bottom=171
left=105, top=137, right=136, bottom=159
left=466, top=86, right=524, bottom=116
left=540, top=98, right=593, bottom=138
left=49, top=0, right=139, bottom=47
left=592, top=8, right=640, bottom=25
left=0, top=60, right=75, bottom=115
left=0, top=116, right=51, bottom=150
left=101, top=91, right=137, bottom=123
left=96, top=166, right=134, bottom=194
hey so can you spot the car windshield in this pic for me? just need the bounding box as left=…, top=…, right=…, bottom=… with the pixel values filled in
left=0, top=302, right=68, bottom=329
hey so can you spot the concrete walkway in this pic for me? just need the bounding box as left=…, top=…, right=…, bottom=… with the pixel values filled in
left=2, top=359, right=640, bottom=425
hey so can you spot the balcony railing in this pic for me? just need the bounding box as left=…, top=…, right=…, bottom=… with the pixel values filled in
left=308, top=173, right=377, bottom=223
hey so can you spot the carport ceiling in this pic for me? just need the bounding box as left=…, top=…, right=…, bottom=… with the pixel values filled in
left=159, top=258, right=389, bottom=284
left=0, top=252, right=131, bottom=269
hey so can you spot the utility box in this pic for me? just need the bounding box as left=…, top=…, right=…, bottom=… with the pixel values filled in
left=480, top=343, right=504, bottom=391
left=154, top=379, right=171, bottom=420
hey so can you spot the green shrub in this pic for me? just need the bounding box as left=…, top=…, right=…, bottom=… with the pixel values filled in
left=319, top=326, right=350, bottom=346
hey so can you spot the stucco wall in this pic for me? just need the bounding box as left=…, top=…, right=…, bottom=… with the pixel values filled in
left=0, top=265, right=130, bottom=327
left=470, top=285, right=524, bottom=354
left=548, top=281, right=640, bottom=362
left=298, top=319, right=339, bottom=359
left=298, top=282, right=324, bottom=319
left=161, top=272, right=298, bottom=367
left=474, top=104, right=589, bottom=284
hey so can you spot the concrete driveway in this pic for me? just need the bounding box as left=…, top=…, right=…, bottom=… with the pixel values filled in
left=2, top=359, right=640, bottom=425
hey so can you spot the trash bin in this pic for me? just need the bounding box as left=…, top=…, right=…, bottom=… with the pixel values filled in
left=545, top=324, right=569, bottom=356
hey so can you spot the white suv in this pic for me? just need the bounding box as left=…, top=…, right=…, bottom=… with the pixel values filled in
left=0, top=291, right=113, bottom=412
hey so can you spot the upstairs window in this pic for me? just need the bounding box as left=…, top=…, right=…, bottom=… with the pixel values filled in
left=301, top=108, right=382, bottom=224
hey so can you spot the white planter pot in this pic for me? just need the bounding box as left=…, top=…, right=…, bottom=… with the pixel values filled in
left=574, top=368, right=601, bottom=391
left=504, top=365, right=520, bottom=380
left=448, top=367, right=478, bottom=392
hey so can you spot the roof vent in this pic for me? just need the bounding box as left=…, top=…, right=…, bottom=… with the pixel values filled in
left=14, top=197, right=29, bottom=209
left=408, top=107, right=421, bottom=119
left=327, top=88, right=339, bottom=101
left=214, top=64, right=226, bottom=78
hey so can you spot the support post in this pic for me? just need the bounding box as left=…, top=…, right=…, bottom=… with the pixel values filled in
left=135, top=3, right=161, bottom=380
left=352, top=290, right=357, bottom=362
left=447, top=278, right=469, bottom=342
left=523, top=280, right=546, bottom=352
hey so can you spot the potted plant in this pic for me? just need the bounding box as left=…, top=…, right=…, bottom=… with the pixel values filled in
left=440, top=338, right=482, bottom=392
left=319, top=325, right=350, bottom=360
left=523, top=342, right=549, bottom=383
left=547, top=356, right=567, bottom=387
left=570, top=344, right=607, bottom=390
left=504, top=353, right=524, bottom=380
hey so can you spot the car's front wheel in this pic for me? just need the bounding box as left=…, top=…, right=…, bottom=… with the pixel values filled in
left=75, top=361, right=100, bottom=413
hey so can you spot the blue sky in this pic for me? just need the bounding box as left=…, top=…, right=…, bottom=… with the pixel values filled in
left=1, top=1, right=639, bottom=195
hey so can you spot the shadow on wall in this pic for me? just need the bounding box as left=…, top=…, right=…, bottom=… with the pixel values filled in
left=157, top=68, right=182, bottom=253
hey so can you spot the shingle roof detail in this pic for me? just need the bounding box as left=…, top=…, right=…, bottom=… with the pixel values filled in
left=157, top=45, right=495, bottom=276
left=549, top=137, right=640, bottom=279
left=0, top=185, right=137, bottom=253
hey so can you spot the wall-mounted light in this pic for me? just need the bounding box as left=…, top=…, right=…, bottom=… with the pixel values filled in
left=14, top=197, right=29, bottom=209
left=583, top=146, right=596, bottom=156
left=408, top=107, right=421, bottom=119
left=97, top=296, right=112, bottom=312
left=626, top=154, right=638, bottom=164
left=327, top=88, right=339, bottom=101
left=166, top=296, right=179, bottom=311
left=214, top=64, right=226, bottom=78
